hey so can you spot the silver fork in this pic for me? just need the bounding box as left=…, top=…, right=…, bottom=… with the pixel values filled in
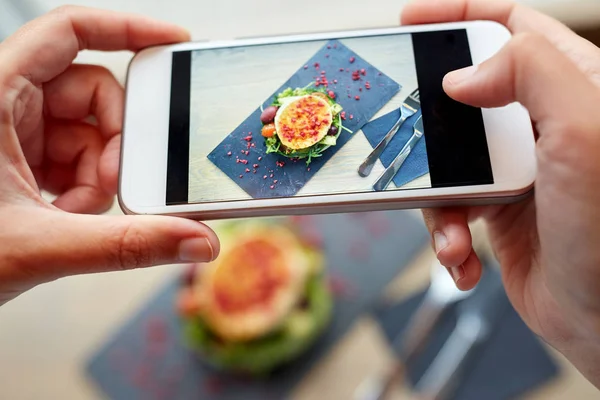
left=358, top=88, right=420, bottom=177
left=373, top=116, right=424, bottom=192
left=354, top=258, right=474, bottom=400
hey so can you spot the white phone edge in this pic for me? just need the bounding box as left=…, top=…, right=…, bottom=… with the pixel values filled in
left=118, top=21, right=536, bottom=221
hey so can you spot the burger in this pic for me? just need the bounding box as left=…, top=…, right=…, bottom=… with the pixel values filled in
left=259, top=85, right=349, bottom=165
left=176, top=220, right=333, bottom=375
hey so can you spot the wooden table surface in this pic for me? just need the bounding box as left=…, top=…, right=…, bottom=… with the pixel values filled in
left=0, top=205, right=597, bottom=399
left=1, top=0, right=599, bottom=398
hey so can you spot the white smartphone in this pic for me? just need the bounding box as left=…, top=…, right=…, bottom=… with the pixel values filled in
left=119, top=21, right=536, bottom=220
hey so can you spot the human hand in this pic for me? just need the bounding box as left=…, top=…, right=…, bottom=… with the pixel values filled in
left=403, top=0, right=600, bottom=387
left=0, top=6, right=219, bottom=305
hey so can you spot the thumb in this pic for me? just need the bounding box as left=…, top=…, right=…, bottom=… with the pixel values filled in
left=442, top=33, right=600, bottom=129
left=2, top=207, right=220, bottom=284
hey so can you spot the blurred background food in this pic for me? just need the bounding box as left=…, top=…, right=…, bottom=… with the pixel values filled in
left=1, top=0, right=600, bottom=399
left=176, top=220, right=332, bottom=375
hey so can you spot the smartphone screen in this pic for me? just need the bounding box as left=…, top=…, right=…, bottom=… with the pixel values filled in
left=166, top=29, right=493, bottom=205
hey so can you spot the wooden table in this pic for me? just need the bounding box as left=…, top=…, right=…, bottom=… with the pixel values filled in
left=1, top=0, right=599, bottom=398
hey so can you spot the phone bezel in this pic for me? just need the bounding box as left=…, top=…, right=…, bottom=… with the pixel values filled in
left=119, top=21, right=536, bottom=219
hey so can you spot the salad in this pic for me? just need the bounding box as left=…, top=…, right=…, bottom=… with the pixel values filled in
left=259, top=85, right=351, bottom=165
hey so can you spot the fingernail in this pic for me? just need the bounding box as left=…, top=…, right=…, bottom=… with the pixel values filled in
left=445, top=65, right=478, bottom=86
left=178, top=238, right=214, bottom=262
left=433, top=231, right=449, bottom=255
left=449, top=264, right=465, bottom=284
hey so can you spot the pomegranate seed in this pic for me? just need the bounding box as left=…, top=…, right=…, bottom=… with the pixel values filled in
left=350, top=114, right=354, bottom=119
left=253, top=164, right=259, bottom=168
left=263, top=175, right=267, bottom=179
left=303, top=65, right=308, bottom=69
left=339, top=68, right=344, bottom=72
left=239, top=175, right=243, bottom=178
left=227, top=151, right=232, bottom=156
left=274, top=180, right=278, bottom=184
left=270, top=174, right=274, bottom=178
left=349, top=56, right=355, bottom=63
left=270, top=185, right=275, bottom=189
left=355, top=95, right=360, bottom=100
left=333, top=79, right=338, bottom=84
left=258, top=156, right=262, bottom=161
left=360, top=68, right=366, bottom=76
left=359, top=88, right=363, bottom=92
left=236, top=159, right=240, bottom=164
left=328, top=90, right=336, bottom=99
left=314, top=62, right=320, bottom=69
left=245, top=168, right=250, bottom=173
left=327, top=45, right=331, bottom=49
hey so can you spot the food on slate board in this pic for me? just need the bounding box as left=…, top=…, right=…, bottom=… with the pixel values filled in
left=176, top=220, right=333, bottom=375
left=260, top=84, right=350, bottom=165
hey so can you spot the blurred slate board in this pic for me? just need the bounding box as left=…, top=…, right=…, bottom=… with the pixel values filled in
left=87, top=211, right=428, bottom=400
left=207, top=39, right=401, bottom=199
left=373, top=269, right=560, bottom=400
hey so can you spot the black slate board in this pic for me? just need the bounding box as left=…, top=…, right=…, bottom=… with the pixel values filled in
left=373, top=269, right=560, bottom=400
left=207, top=39, right=401, bottom=199
left=87, top=211, right=428, bottom=400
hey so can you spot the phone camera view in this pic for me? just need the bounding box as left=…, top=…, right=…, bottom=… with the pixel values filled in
left=166, top=30, right=493, bottom=205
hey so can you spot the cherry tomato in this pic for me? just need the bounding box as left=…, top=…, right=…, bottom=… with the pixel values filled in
left=262, top=123, right=276, bottom=138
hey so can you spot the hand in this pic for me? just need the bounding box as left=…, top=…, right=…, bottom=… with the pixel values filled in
left=403, top=0, right=600, bottom=387
left=0, top=6, right=219, bottom=305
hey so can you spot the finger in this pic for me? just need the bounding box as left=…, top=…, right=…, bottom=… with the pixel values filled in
left=98, top=134, right=121, bottom=195
left=455, top=248, right=483, bottom=291
left=43, top=64, right=124, bottom=140
left=0, top=206, right=221, bottom=285
left=422, top=208, right=482, bottom=289
left=1, top=5, right=190, bottom=84
left=422, top=208, right=472, bottom=267
left=442, top=33, right=600, bottom=128
left=400, top=0, right=600, bottom=85
left=44, top=120, right=113, bottom=214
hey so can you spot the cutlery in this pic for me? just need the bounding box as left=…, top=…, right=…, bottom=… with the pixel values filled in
left=354, top=258, right=474, bottom=400
left=373, top=116, right=424, bottom=192
left=413, top=258, right=507, bottom=400
left=358, top=88, right=420, bottom=177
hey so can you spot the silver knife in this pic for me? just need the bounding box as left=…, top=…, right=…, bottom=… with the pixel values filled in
left=373, top=116, right=424, bottom=192
left=413, top=259, right=508, bottom=400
